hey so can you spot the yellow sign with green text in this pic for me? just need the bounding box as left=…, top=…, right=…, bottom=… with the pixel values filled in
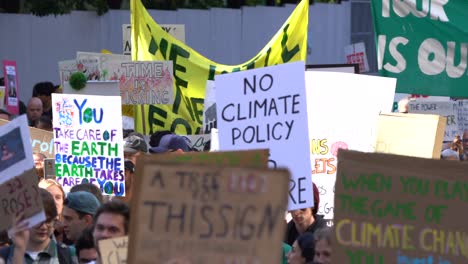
left=131, top=0, right=309, bottom=135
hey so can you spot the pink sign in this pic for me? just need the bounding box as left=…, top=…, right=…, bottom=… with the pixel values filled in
left=3, top=60, right=19, bottom=115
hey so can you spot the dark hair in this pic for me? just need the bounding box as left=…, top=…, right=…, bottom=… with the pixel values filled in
left=0, top=109, right=12, bottom=119
left=312, top=183, right=320, bottom=216
left=149, top=130, right=173, bottom=147
left=37, top=115, right=53, bottom=130
left=314, top=227, right=332, bottom=245
left=32, top=81, right=55, bottom=97
left=70, top=183, right=104, bottom=204
left=94, top=200, right=130, bottom=234
left=203, top=140, right=211, bottom=152
left=297, top=232, right=315, bottom=262
left=19, top=100, right=27, bottom=115
left=40, top=188, right=58, bottom=220
left=75, top=227, right=95, bottom=256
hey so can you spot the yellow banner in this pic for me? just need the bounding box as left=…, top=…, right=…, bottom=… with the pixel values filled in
left=131, top=0, right=309, bottom=135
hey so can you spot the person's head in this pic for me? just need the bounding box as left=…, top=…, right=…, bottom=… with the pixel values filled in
left=0, top=109, right=11, bottom=121
left=149, top=133, right=192, bottom=154
left=124, top=159, right=135, bottom=191
left=123, top=133, right=148, bottom=165
left=289, top=183, right=320, bottom=231
left=32, top=81, right=55, bottom=111
left=33, top=152, right=47, bottom=180
left=313, top=228, right=332, bottom=264
left=397, top=97, right=410, bottom=113
left=75, top=227, right=98, bottom=264
left=63, top=191, right=100, bottom=242
left=93, top=200, right=130, bottom=254
left=38, top=178, right=65, bottom=216
left=287, top=233, right=315, bottom=264
left=29, top=189, right=57, bottom=246
left=441, top=149, right=460, bottom=161
left=26, top=97, right=43, bottom=125
left=35, top=115, right=53, bottom=131
left=70, top=183, right=104, bottom=204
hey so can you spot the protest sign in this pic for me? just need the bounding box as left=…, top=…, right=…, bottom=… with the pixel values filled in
left=99, top=236, right=128, bottom=264
left=131, top=0, right=308, bottom=135
left=216, top=61, right=312, bottom=210
left=371, top=1, right=468, bottom=97
left=333, top=150, right=468, bottom=263
left=0, top=119, right=55, bottom=157
left=58, top=60, right=78, bottom=88
left=375, top=113, right=446, bottom=159
left=203, top=80, right=216, bottom=134
left=52, top=94, right=125, bottom=196
left=119, top=61, right=174, bottom=105
left=63, top=80, right=120, bottom=97
left=457, top=100, right=468, bottom=133
left=3, top=60, right=19, bottom=115
left=408, top=101, right=460, bottom=143
left=0, top=115, right=45, bottom=231
left=181, top=134, right=211, bottom=152
left=123, top=24, right=185, bottom=55
left=129, top=163, right=289, bottom=264
left=344, top=42, right=369, bottom=73
left=306, top=64, right=358, bottom=73
left=0, top=86, right=5, bottom=109
left=138, top=149, right=268, bottom=168
left=76, top=52, right=130, bottom=81
left=306, top=71, right=396, bottom=223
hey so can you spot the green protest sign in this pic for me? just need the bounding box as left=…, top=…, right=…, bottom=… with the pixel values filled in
left=333, top=150, right=468, bottom=263
left=371, top=1, right=468, bottom=97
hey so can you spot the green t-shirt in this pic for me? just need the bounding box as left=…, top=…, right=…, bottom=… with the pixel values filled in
left=282, top=243, right=292, bottom=264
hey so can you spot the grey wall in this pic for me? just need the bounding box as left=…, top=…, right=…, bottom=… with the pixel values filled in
left=0, top=2, right=351, bottom=103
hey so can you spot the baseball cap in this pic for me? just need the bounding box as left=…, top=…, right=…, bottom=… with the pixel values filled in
left=65, top=191, right=100, bottom=215
left=149, top=134, right=191, bottom=153
left=124, top=135, right=148, bottom=153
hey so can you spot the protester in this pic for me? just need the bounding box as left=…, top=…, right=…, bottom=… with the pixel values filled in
left=75, top=228, right=97, bottom=264
left=282, top=243, right=292, bottom=264
left=33, top=152, right=47, bottom=181
left=115, top=159, right=135, bottom=204
left=26, top=97, right=43, bottom=126
left=0, top=189, right=77, bottom=263
left=0, top=109, right=11, bottom=121
left=397, top=97, right=410, bottom=113
left=70, top=183, right=104, bottom=204
left=32, top=81, right=55, bottom=118
left=285, top=183, right=326, bottom=246
left=462, top=130, right=468, bottom=160
left=287, top=232, right=315, bottom=264
left=149, top=132, right=193, bottom=153
left=36, top=115, right=53, bottom=131
left=313, top=228, right=332, bottom=264
left=38, top=179, right=67, bottom=243
left=123, top=132, right=148, bottom=166
left=441, top=148, right=460, bottom=161
left=62, top=191, right=100, bottom=244
left=92, top=201, right=130, bottom=264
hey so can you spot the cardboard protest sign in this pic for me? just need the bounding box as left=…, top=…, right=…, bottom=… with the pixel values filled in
left=119, top=61, right=174, bottom=105
left=99, top=236, right=128, bottom=264
left=375, top=113, right=446, bottom=159
left=0, top=115, right=45, bottom=231
left=408, top=101, right=460, bottom=143
left=216, top=61, right=312, bottom=210
left=3, top=60, right=19, bottom=115
left=138, top=149, right=268, bottom=168
left=129, top=163, right=289, bottom=264
left=333, top=149, right=468, bottom=263
left=52, top=94, right=125, bottom=196
left=0, top=119, right=55, bottom=157
left=306, top=71, right=396, bottom=223
left=123, top=24, right=185, bottom=55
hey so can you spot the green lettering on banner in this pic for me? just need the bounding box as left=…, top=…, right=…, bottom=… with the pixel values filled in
left=371, top=0, right=468, bottom=97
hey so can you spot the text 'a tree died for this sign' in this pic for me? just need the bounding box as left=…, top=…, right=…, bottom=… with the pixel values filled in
left=128, top=163, right=290, bottom=264
left=333, top=150, right=468, bottom=264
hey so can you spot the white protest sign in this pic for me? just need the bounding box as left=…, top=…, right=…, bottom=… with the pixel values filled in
left=58, top=60, right=78, bottom=88
left=344, top=42, right=369, bottom=73
left=123, top=24, right=185, bottom=55
left=203, top=80, right=216, bottom=133
left=76, top=52, right=130, bottom=81
left=52, top=94, right=125, bottom=196
left=0, top=115, right=45, bottom=231
left=408, top=101, right=460, bottom=143
left=306, top=71, right=396, bottom=224
left=215, top=61, right=312, bottom=210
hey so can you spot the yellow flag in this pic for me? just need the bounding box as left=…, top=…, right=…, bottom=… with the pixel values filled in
left=131, top=0, right=309, bottom=135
